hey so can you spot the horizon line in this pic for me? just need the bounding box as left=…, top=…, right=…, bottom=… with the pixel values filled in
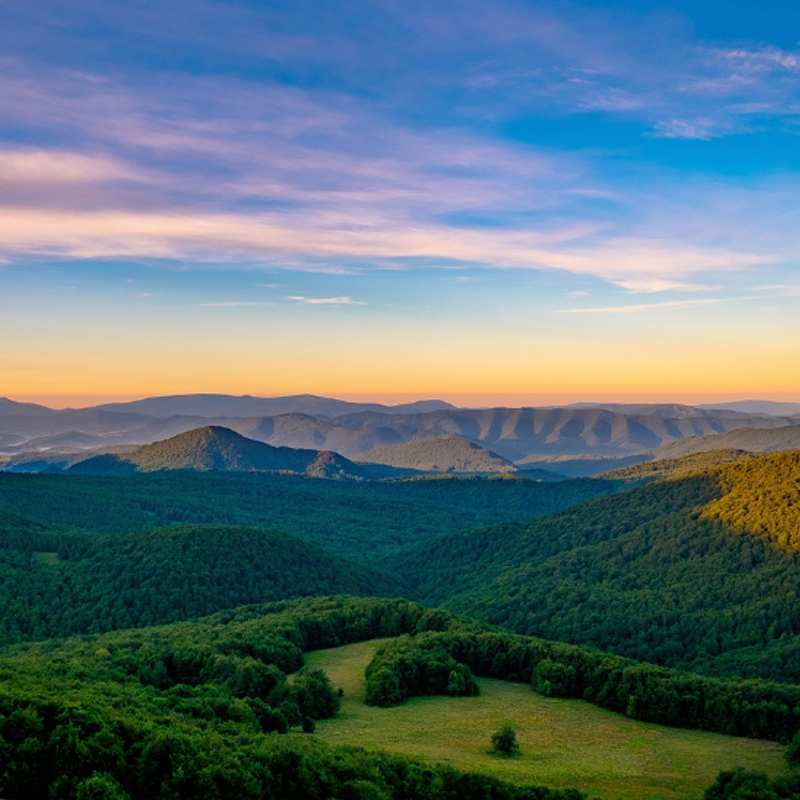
left=5, top=391, right=800, bottom=411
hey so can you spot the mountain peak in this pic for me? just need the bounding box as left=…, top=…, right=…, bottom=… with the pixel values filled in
left=66, top=425, right=367, bottom=479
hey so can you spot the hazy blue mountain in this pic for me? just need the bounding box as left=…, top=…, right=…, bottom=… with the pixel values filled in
left=95, top=393, right=455, bottom=419
left=2, top=431, right=110, bottom=453
left=655, top=425, right=800, bottom=459
left=563, top=402, right=746, bottom=418
left=238, top=406, right=797, bottom=461
left=0, top=432, right=25, bottom=448
left=697, top=400, right=800, bottom=416
left=0, top=398, right=54, bottom=415
left=355, top=436, right=516, bottom=473
left=3, top=397, right=799, bottom=465
left=0, top=406, right=155, bottom=440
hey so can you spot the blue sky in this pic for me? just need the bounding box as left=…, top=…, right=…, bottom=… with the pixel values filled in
left=1, top=0, right=799, bottom=404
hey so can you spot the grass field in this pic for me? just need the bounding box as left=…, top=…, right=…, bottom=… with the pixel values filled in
left=304, top=640, right=787, bottom=800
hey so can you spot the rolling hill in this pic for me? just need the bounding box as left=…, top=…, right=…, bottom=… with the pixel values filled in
left=384, top=449, right=800, bottom=683
left=65, top=425, right=372, bottom=478
left=354, top=436, right=517, bottom=473
left=655, top=425, right=800, bottom=459
left=0, top=466, right=619, bottom=565
left=599, top=449, right=757, bottom=481
left=0, top=524, right=403, bottom=643
left=0, top=594, right=796, bottom=800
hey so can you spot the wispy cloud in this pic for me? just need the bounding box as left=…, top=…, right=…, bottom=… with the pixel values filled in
left=616, top=278, right=719, bottom=293
left=0, top=2, right=798, bottom=296
left=285, top=296, right=365, bottom=305
left=652, top=118, right=722, bottom=141
left=197, top=301, right=275, bottom=307
left=555, top=298, right=721, bottom=314
left=0, top=203, right=780, bottom=292
left=0, top=149, right=135, bottom=184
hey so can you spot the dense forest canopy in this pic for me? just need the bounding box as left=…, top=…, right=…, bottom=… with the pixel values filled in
left=4, top=449, right=800, bottom=798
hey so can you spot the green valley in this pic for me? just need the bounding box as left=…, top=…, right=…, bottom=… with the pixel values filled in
left=306, top=639, right=785, bottom=800
left=5, top=435, right=800, bottom=799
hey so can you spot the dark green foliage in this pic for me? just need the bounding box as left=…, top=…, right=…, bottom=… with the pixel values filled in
left=248, top=698, right=289, bottom=733
left=360, top=625, right=800, bottom=743
left=365, top=634, right=479, bottom=706
left=302, top=716, right=316, bottom=734
left=6, top=448, right=800, bottom=799
left=0, top=468, right=618, bottom=648
left=387, top=455, right=800, bottom=682
left=0, top=524, right=402, bottom=643
left=288, top=668, right=341, bottom=719
left=786, top=730, right=800, bottom=768
left=703, top=768, right=781, bottom=800
left=532, top=659, right=579, bottom=698
left=0, top=469, right=618, bottom=563
left=75, top=772, right=131, bottom=800
left=491, top=724, right=519, bottom=757
left=0, top=596, right=589, bottom=800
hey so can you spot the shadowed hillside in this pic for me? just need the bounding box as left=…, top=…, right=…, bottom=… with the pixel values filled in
left=0, top=469, right=620, bottom=563
left=67, top=425, right=370, bottom=479
left=237, top=406, right=799, bottom=460
left=0, top=524, right=403, bottom=643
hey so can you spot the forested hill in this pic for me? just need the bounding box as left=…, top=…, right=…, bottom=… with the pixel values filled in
left=1, top=594, right=799, bottom=800
left=600, top=449, right=756, bottom=481
left=0, top=469, right=619, bottom=563
left=0, top=524, right=403, bottom=644
left=385, top=449, right=800, bottom=682
left=68, top=425, right=373, bottom=478
left=354, top=436, right=518, bottom=473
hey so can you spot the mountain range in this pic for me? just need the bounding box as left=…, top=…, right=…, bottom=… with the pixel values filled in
left=3, top=393, right=800, bottom=476
left=66, top=426, right=388, bottom=479
left=4, top=417, right=800, bottom=799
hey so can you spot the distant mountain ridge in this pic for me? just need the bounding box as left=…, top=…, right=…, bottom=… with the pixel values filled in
left=654, top=425, right=800, bottom=459
left=224, top=406, right=797, bottom=461
left=95, top=393, right=456, bottom=418
left=698, top=400, right=800, bottom=416
left=3, top=394, right=800, bottom=472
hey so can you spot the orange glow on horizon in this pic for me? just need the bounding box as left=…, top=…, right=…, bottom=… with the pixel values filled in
left=10, top=389, right=800, bottom=411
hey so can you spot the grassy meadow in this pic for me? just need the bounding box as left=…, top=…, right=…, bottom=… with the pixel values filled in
left=304, top=640, right=787, bottom=800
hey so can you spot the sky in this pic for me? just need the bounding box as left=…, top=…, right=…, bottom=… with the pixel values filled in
left=1, top=0, right=799, bottom=407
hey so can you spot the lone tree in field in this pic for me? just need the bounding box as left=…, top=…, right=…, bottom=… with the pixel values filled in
left=490, top=723, right=519, bottom=757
